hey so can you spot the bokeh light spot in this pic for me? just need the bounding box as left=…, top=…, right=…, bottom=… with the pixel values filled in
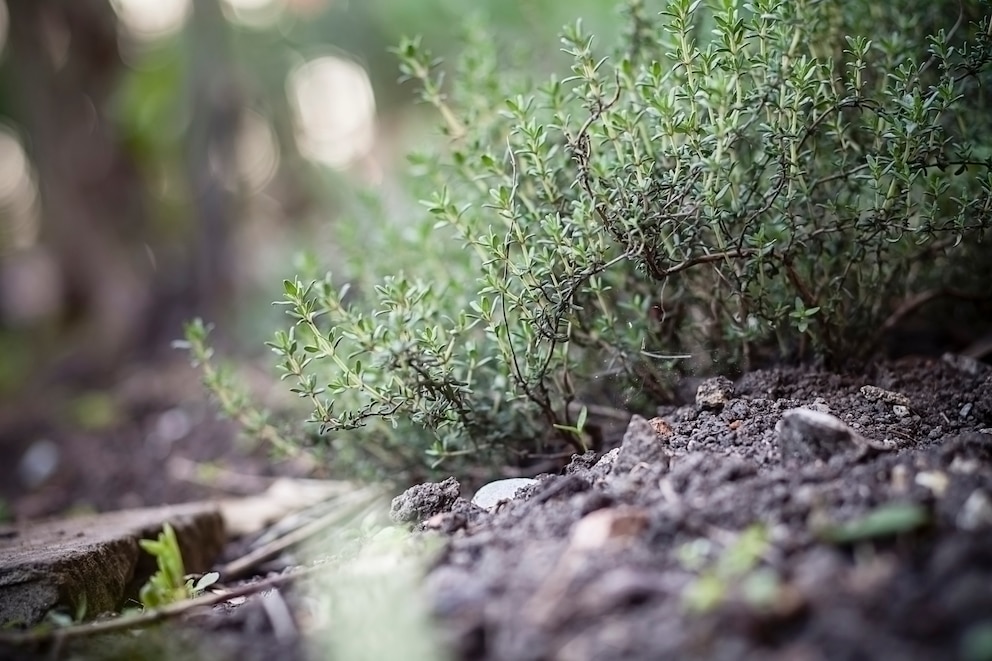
left=0, top=126, right=40, bottom=250
left=110, top=0, right=191, bottom=41
left=209, top=110, right=281, bottom=193
left=288, top=56, right=377, bottom=169
left=221, top=0, right=285, bottom=29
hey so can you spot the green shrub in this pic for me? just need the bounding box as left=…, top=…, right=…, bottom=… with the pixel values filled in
left=187, top=0, right=992, bottom=480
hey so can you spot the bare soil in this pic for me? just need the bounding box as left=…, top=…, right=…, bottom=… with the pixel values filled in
left=418, top=356, right=992, bottom=661
left=2, top=354, right=992, bottom=660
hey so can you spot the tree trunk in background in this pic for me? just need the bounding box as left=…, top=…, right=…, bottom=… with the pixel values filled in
left=3, top=0, right=242, bottom=387
left=5, top=0, right=151, bottom=382
left=185, top=0, right=239, bottom=318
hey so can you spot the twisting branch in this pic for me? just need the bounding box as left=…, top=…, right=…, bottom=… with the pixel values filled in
left=866, top=287, right=992, bottom=354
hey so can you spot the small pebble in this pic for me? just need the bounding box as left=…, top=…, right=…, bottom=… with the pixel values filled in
left=958, top=490, right=992, bottom=530
left=949, top=457, right=979, bottom=474
left=390, top=477, right=461, bottom=524
left=721, top=400, right=750, bottom=421
left=860, top=385, right=911, bottom=408
left=153, top=408, right=192, bottom=445
left=915, top=471, right=949, bottom=497
left=695, top=376, right=735, bottom=409
left=890, top=464, right=910, bottom=493
left=960, top=403, right=974, bottom=419
left=568, top=507, right=649, bottom=551
left=648, top=417, right=673, bottom=437
left=809, top=398, right=832, bottom=413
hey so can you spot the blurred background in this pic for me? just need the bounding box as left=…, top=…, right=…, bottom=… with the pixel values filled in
left=0, top=0, right=628, bottom=391
left=0, top=0, right=626, bottom=519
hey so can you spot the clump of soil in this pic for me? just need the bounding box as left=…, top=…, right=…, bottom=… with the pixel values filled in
left=411, top=356, right=992, bottom=660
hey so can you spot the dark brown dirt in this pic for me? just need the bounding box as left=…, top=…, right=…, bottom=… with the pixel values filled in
left=414, top=355, right=992, bottom=661
left=3, top=354, right=992, bottom=661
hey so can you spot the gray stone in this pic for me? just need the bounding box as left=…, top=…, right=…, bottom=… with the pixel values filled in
left=0, top=503, right=224, bottom=627
left=809, top=397, right=832, bottom=413
left=776, top=408, right=859, bottom=461
left=611, top=415, right=670, bottom=475
left=470, top=478, right=539, bottom=511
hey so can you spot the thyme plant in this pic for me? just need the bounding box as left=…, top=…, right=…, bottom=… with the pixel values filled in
left=187, top=0, right=992, bottom=478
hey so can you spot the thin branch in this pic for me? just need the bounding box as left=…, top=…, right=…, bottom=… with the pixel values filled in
left=658, top=249, right=756, bottom=278
left=866, top=287, right=992, bottom=354
left=219, top=487, right=382, bottom=580
left=914, top=0, right=966, bottom=83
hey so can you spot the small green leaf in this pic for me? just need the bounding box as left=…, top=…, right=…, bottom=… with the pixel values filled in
left=819, top=503, right=929, bottom=544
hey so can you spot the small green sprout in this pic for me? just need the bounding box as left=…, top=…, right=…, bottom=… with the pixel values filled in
left=680, top=524, right=782, bottom=613
left=817, top=503, right=930, bottom=544
left=552, top=405, right=590, bottom=450
left=139, top=523, right=220, bottom=609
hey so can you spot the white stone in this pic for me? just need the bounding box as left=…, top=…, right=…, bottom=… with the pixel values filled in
left=470, top=478, right=539, bottom=510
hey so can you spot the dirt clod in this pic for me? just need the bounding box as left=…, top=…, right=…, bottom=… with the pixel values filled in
left=776, top=407, right=860, bottom=460
left=695, top=376, right=735, bottom=409
left=610, top=415, right=670, bottom=476
left=389, top=476, right=461, bottom=524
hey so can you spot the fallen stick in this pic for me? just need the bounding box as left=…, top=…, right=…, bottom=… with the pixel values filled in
left=0, top=562, right=327, bottom=647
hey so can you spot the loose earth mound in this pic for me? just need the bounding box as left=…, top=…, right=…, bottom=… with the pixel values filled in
left=400, top=356, right=992, bottom=660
